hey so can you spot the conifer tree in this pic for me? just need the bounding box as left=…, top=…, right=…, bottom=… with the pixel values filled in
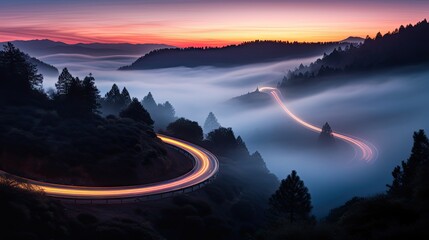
left=269, top=170, right=313, bottom=223
left=203, top=112, right=221, bottom=134
left=82, top=73, right=100, bottom=114
left=388, top=130, right=429, bottom=196
left=56, top=68, right=74, bottom=95
left=120, top=87, right=132, bottom=107
left=104, top=84, right=121, bottom=105
left=120, top=98, right=154, bottom=126
left=141, top=92, right=157, bottom=111
left=319, top=122, right=335, bottom=145
left=0, top=43, right=43, bottom=105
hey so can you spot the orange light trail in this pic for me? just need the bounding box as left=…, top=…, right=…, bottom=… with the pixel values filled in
left=260, top=87, right=376, bottom=162
left=0, top=134, right=219, bottom=199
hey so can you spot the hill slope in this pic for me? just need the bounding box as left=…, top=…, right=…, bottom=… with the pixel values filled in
left=119, top=40, right=349, bottom=70
left=279, top=19, right=429, bottom=88
left=26, top=56, right=59, bottom=77
left=1, top=39, right=174, bottom=57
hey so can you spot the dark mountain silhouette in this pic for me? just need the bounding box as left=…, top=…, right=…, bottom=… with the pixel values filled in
left=227, top=87, right=272, bottom=110
left=1, top=42, right=59, bottom=76
left=279, top=19, right=429, bottom=88
left=1, top=39, right=174, bottom=57
left=0, top=44, right=185, bottom=187
left=119, top=40, right=349, bottom=70
left=340, top=36, right=365, bottom=44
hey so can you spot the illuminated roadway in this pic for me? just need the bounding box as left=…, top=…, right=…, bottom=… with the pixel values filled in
left=260, top=87, right=377, bottom=162
left=0, top=134, right=219, bottom=200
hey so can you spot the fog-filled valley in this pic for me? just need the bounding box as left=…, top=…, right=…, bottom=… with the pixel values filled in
left=38, top=52, right=429, bottom=217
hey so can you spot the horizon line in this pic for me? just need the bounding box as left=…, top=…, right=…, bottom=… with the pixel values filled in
left=1, top=36, right=366, bottom=49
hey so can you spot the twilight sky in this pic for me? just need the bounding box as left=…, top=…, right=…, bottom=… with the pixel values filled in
left=0, top=0, right=428, bottom=47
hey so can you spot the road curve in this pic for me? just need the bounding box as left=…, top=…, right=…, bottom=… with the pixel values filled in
left=0, top=134, right=219, bottom=199
left=260, top=87, right=377, bottom=162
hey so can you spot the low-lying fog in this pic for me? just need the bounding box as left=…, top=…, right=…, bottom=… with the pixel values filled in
left=42, top=54, right=429, bottom=217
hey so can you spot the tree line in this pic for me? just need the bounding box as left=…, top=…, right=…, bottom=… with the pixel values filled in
left=279, top=19, right=429, bottom=88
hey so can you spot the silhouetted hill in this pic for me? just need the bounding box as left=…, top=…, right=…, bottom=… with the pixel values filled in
left=0, top=44, right=183, bottom=186
left=340, top=36, right=365, bottom=44
left=26, top=56, right=59, bottom=76
left=119, top=40, right=349, bottom=70
left=1, top=39, right=174, bottom=57
left=227, top=87, right=272, bottom=109
left=279, top=19, right=429, bottom=88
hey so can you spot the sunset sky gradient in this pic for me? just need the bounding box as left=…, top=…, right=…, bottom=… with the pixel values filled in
left=1, top=0, right=428, bottom=47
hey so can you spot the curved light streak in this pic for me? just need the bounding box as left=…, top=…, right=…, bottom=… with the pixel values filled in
left=260, top=87, right=376, bottom=162
left=0, top=134, right=219, bottom=199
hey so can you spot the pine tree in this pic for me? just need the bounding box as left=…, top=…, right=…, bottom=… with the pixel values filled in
left=162, top=101, right=175, bottom=118
left=120, top=98, right=154, bottom=126
left=101, top=84, right=126, bottom=115
left=104, top=84, right=121, bottom=104
left=203, top=112, right=221, bottom=134
left=141, top=92, right=157, bottom=112
left=56, top=68, right=74, bottom=95
left=120, top=87, right=131, bottom=107
left=236, top=136, right=249, bottom=156
left=387, top=129, right=429, bottom=196
left=166, top=118, right=203, bottom=144
left=82, top=73, right=100, bottom=114
left=0, top=43, right=43, bottom=105
left=269, top=170, right=313, bottom=223
left=319, top=122, right=335, bottom=145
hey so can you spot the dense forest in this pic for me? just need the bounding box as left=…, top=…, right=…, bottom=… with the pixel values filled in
left=100, top=86, right=177, bottom=130
left=279, top=20, right=429, bottom=88
left=2, top=115, right=428, bottom=239
left=1, top=36, right=429, bottom=239
left=119, top=40, right=349, bottom=70
left=0, top=43, right=189, bottom=186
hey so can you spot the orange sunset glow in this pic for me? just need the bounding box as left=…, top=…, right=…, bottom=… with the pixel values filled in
left=1, top=0, right=428, bottom=47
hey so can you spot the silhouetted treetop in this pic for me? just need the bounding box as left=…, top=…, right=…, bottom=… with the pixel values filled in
left=388, top=129, right=429, bottom=197
left=0, top=43, right=45, bottom=105
left=142, top=92, right=177, bottom=130
left=269, top=170, right=313, bottom=223
left=119, top=98, right=154, bottom=126
left=166, top=118, right=203, bottom=144
left=52, top=70, right=100, bottom=118
left=319, top=122, right=335, bottom=145
left=121, top=87, right=132, bottom=106
left=101, top=84, right=133, bottom=116
left=203, top=112, right=221, bottom=134
left=142, top=92, right=157, bottom=110
left=205, top=127, right=251, bottom=157
left=55, top=68, right=74, bottom=95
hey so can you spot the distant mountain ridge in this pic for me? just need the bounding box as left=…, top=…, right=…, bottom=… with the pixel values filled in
left=279, top=19, right=429, bottom=88
left=1, top=39, right=175, bottom=57
left=340, top=36, right=365, bottom=44
left=227, top=87, right=272, bottom=110
left=119, top=40, right=351, bottom=70
left=232, top=20, right=429, bottom=108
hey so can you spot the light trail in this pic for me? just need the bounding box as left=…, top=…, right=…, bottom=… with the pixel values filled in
left=0, top=134, right=219, bottom=199
left=260, top=86, right=376, bottom=162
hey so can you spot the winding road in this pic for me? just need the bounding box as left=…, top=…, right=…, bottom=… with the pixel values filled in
left=260, top=87, right=377, bottom=162
left=0, top=134, right=219, bottom=200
